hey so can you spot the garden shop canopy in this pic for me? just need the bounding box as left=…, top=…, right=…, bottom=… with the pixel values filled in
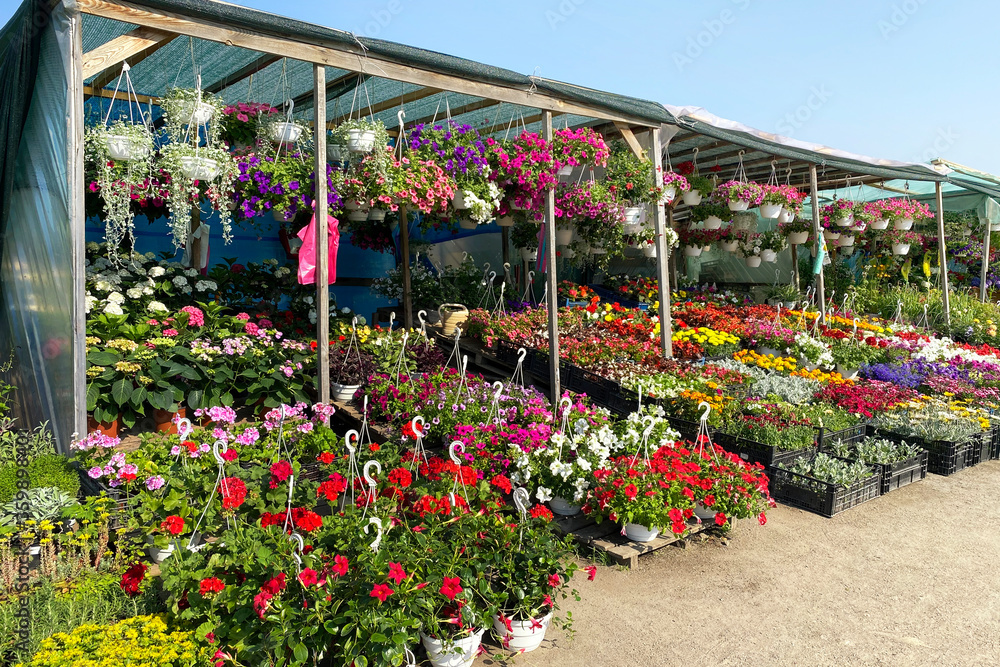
left=0, top=0, right=680, bottom=451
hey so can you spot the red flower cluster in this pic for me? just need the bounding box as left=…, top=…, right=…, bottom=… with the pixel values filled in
left=814, top=380, right=918, bottom=419
left=490, top=474, right=512, bottom=494
left=317, top=473, right=348, bottom=501
left=529, top=503, right=554, bottom=521
left=120, top=562, right=147, bottom=597
left=253, top=573, right=287, bottom=620
left=221, top=478, right=247, bottom=511
left=387, top=467, right=413, bottom=488
left=411, top=493, right=468, bottom=518
left=160, top=515, right=185, bottom=536
left=269, top=460, right=294, bottom=489
left=199, top=577, right=225, bottom=596
left=317, top=451, right=336, bottom=465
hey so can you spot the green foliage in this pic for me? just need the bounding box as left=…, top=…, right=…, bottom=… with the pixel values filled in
left=829, top=437, right=924, bottom=465
left=780, top=452, right=875, bottom=487
left=0, top=454, right=79, bottom=505
left=0, top=487, right=77, bottom=526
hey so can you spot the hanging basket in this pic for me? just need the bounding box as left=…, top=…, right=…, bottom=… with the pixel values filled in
left=835, top=214, right=854, bottom=227
left=327, top=143, right=348, bottom=162
left=894, top=218, right=914, bottom=231
left=179, top=156, right=219, bottom=180
left=452, top=191, right=471, bottom=210
left=892, top=243, right=911, bottom=256
left=347, top=210, right=369, bottom=222
left=367, top=208, right=387, bottom=222
left=642, top=244, right=658, bottom=258
left=346, top=128, right=377, bottom=153
left=683, top=244, right=703, bottom=257
left=703, top=215, right=723, bottom=230
left=269, top=122, right=303, bottom=144
left=720, top=240, right=739, bottom=252
left=682, top=190, right=703, bottom=206
left=745, top=255, right=762, bottom=268
left=561, top=247, right=576, bottom=259
left=519, top=247, right=537, bottom=263
left=331, top=382, right=361, bottom=403
left=590, top=242, right=607, bottom=255
left=760, top=249, right=778, bottom=263
left=837, top=234, right=856, bottom=247
left=728, top=199, right=750, bottom=212
left=760, top=203, right=783, bottom=219
left=496, top=215, right=515, bottom=227
left=787, top=231, right=810, bottom=245
left=660, top=186, right=677, bottom=204
left=555, top=226, right=574, bottom=246
left=777, top=209, right=795, bottom=223
left=557, top=164, right=574, bottom=177
left=105, top=134, right=152, bottom=162
left=823, top=230, right=841, bottom=241
left=458, top=217, right=478, bottom=230
left=177, top=101, right=215, bottom=126
left=549, top=497, right=581, bottom=516
left=439, top=303, right=469, bottom=336
left=871, top=218, right=890, bottom=230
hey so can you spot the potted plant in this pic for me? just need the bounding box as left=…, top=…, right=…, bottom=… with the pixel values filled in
left=335, top=117, right=390, bottom=154
left=489, top=131, right=558, bottom=216
left=885, top=229, right=920, bottom=256
left=718, top=227, right=741, bottom=253
left=678, top=227, right=717, bottom=257
left=550, top=126, right=610, bottom=175
left=760, top=184, right=804, bottom=220
left=778, top=217, right=812, bottom=245
left=389, top=157, right=456, bottom=220
left=821, top=199, right=856, bottom=228
left=759, top=230, right=786, bottom=263
left=765, top=282, right=801, bottom=309
left=661, top=170, right=691, bottom=203
left=738, top=232, right=764, bottom=267
left=714, top=180, right=764, bottom=212
left=161, top=87, right=224, bottom=140
left=260, top=114, right=312, bottom=146
left=220, top=101, right=278, bottom=150
left=511, top=218, right=540, bottom=263
left=329, top=345, right=377, bottom=402
left=683, top=173, right=715, bottom=206
left=689, top=202, right=732, bottom=230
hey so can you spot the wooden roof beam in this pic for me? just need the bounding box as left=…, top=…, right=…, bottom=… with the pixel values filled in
left=82, top=26, right=176, bottom=82
left=84, top=85, right=159, bottom=105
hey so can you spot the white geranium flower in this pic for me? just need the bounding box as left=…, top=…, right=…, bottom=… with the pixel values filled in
left=147, top=301, right=168, bottom=313
left=103, top=302, right=124, bottom=316
left=106, top=292, right=125, bottom=304
left=148, top=266, right=166, bottom=278
left=172, top=276, right=188, bottom=287
left=126, top=288, right=143, bottom=299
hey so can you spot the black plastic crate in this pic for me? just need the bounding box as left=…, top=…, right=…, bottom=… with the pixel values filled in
left=991, top=425, right=1000, bottom=460
left=967, top=431, right=991, bottom=467
left=817, top=423, right=867, bottom=450
left=872, top=429, right=976, bottom=476
left=587, top=284, right=649, bottom=310
left=527, top=350, right=570, bottom=380
left=713, top=431, right=817, bottom=467
left=879, top=451, right=928, bottom=494
left=566, top=366, right=614, bottom=403
left=602, top=385, right=641, bottom=417
left=494, top=339, right=522, bottom=367
left=664, top=417, right=705, bottom=444
left=75, top=463, right=136, bottom=527
left=767, top=464, right=881, bottom=517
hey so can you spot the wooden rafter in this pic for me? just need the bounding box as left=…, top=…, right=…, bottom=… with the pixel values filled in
left=84, top=85, right=159, bottom=106
left=82, top=26, right=175, bottom=81
left=78, top=0, right=657, bottom=127
left=614, top=122, right=646, bottom=160
left=205, top=53, right=281, bottom=94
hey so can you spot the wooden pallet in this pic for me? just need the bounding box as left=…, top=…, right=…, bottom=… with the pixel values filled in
left=553, top=514, right=715, bottom=569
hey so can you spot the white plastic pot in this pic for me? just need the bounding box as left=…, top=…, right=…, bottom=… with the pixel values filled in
left=179, top=156, right=219, bottom=180
left=105, top=134, right=151, bottom=162
left=272, top=209, right=291, bottom=222
left=624, top=207, right=643, bottom=225
left=892, top=243, right=911, bottom=256
left=345, top=199, right=363, bottom=211
left=760, top=249, right=778, bottom=263
left=549, top=497, right=581, bottom=516
left=458, top=217, right=478, bottom=230
left=733, top=216, right=755, bottom=231
left=561, top=247, right=576, bottom=259
left=894, top=218, right=914, bottom=231
left=835, top=214, right=854, bottom=227
left=590, top=243, right=607, bottom=255
left=555, top=226, right=574, bottom=246
left=421, top=629, right=486, bottom=667
left=623, top=222, right=642, bottom=235
left=728, top=199, right=750, bottom=212
left=496, top=215, right=515, bottom=227
left=492, top=613, right=552, bottom=653
left=642, top=244, right=657, bottom=258
left=837, top=234, right=856, bottom=247
left=624, top=523, right=660, bottom=542
left=777, top=209, right=794, bottom=223
left=145, top=536, right=174, bottom=564
left=836, top=365, right=859, bottom=380
left=823, top=230, right=841, bottom=241
left=660, top=186, right=677, bottom=204
left=720, top=240, right=739, bottom=252
left=177, top=101, right=215, bottom=126
left=760, top=203, right=783, bottom=219
left=745, top=255, right=763, bottom=268
left=327, top=143, right=348, bottom=162
left=269, top=122, right=302, bottom=144
left=347, top=128, right=377, bottom=153
left=331, top=382, right=361, bottom=402
left=693, top=503, right=716, bottom=521
left=787, top=231, right=810, bottom=245
left=452, top=191, right=471, bottom=210
left=871, top=218, right=890, bottom=230
left=368, top=208, right=387, bottom=222
left=683, top=245, right=702, bottom=257
left=520, top=248, right=537, bottom=263
left=703, top=215, right=723, bottom=230
left=558, top=164, right=574, bottom=177
left=682, top=190, right=703, bottom=206
left=347, top=210, right=369, bottom=222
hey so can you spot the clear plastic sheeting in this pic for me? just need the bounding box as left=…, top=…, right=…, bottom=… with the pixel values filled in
left=0, top=0, right=76, bottom=451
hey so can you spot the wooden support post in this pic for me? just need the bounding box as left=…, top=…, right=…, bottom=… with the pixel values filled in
left=791, top=244, right=800, bottom=291
left=649, top=127, right=672, bottom=358
left=936, top=182, right=951, bottom=328
left=69, top=6, right=87, bottom=449
left=980, top=216, right=991, bottom=303
left=542, top=111, right=561, bottom=406
left=501, top=226, right=510, bottom=276
left=400, top=205, right=413, bottom=330
left=809, top=164, right=827, bottom=323
left=314, top=65, right=330, bottom=405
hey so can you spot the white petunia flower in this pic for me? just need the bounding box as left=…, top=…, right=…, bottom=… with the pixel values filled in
left=535, top=486, right=553, bottom=503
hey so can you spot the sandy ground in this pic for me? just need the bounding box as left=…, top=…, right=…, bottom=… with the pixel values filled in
left=484, top=461, right=1000, bottom=667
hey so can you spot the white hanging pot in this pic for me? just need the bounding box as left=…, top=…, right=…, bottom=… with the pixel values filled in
left=703, top=215, right=723, bottom=230
left=745, top=255, right=763, bottom=268
left=835, top=214, right=854, bottom=227
left=642, top=244, right=658, bottom=258
left=272, top=208, right=291, bottom=223
left=557, top=164, right=574, bottom=177
left=145, top=536, right=175, bottom=564
left=624, top=206, right=643, bottom=225
left=105, top=134, right=151, bottom=162
left=452, top=191, right=471, bottom=210
left=347, top=210, right=369, bottom=222
left=660, top=186, right=677, bottom=204
left=777, top=209, right=794, bottom=223
left=837, top=234, right=856, bottom=247
left=624, top=523, right=660, bottom=542
left=693, top=503, right=716, bottom=521
left=682, top=190, right=703, bottom=206
left=555, top=226, right=574, bottom=246
left=457, top=217, right=478, bottom=230
left=623, top=222, right=642, bottom=235
left=269, top=122, right=302, bottom=144
left=720, top=240, right=739, bottom=252
left=990, top=222, right=1000, bottom=232
left=577, top=241, right=591, bottom=254
left=787, top=231, right=809, bottom=245
left=327, top=143, right=348, bottom=162
left=892, top=243, right=911, bottom=256
left=590, top=243, right=607, bottom=255
left=871, top=218, right=890, bottom=230
left=367, top=208, right=387, bottom=222
left=836, top=364, right=859, bottom=380
left=496, top=215, right=515, bottom=227
left=733, top=217, right=754, bottom=231
left=760, top=203, right=783, bottom=219
left=683, top=245, right=703, bottom=257
left=421, top=629, right=485, bottom=667
left=702, top=244, right=712, bottom=253
left=346, top=128, right=377, bottom=153
left=345, top=199, right=363, bottom=211
left=728, top=199, right=750, bottom=212
left=760, top=249, right=778, bottom=263
left=519, top=247, right=537, bottom=263
left=179, top=156, right=219, bottom=180
left=823, top=230, right=841, bottom=241
left=492, top=613, right=552, bottom=653
left=894, top=218, right=914, bottom=231
left=177, top=101, right=215, bottom=126
left=331, top=382, right=361, bottom=402
left=549, top=496, right=581, bottom=516
left=510, top=201, right=529, bottom=212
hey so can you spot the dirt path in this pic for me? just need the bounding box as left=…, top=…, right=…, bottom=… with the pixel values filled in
left=493, top=461, right=1000, bottom=667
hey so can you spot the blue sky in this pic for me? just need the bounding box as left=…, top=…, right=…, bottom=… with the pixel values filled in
left=4, top=0, right=998, bottom=174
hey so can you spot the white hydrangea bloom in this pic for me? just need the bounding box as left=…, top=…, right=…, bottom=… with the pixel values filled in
left=103, top=302, right=124, bottom=316
left=85, top=295, right=97, bottom=313
left=94, top=280, right=112, bottom=292
left=148, top=266, right=166, bottom=278
left=275, top=266, right=290, bottom=278
left=106, top=292, right=125, bottom=304
left=172, top=276, right=188, bottom=287
left=126, top=288, right=143, bottom=299
left=184, top=268, right=198, bottom=277
left=181, top=285, right=193, bottom=295
left=147, top=301, right=168, bottom=313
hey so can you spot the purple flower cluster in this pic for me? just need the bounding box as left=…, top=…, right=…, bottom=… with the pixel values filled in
left=408, top=121, right=489, bottom=182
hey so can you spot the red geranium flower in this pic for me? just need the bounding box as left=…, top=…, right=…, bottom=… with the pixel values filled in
left=160, top=515, right=184, bottom=535
left=120, top=562, right=147, bottom=597
left=317, top=452, right=335, bottom=465
left=199, top=577, right=225, bottom=596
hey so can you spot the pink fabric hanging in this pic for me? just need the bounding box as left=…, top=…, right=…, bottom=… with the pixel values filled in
left=297, top=213, right=340, bottom=285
